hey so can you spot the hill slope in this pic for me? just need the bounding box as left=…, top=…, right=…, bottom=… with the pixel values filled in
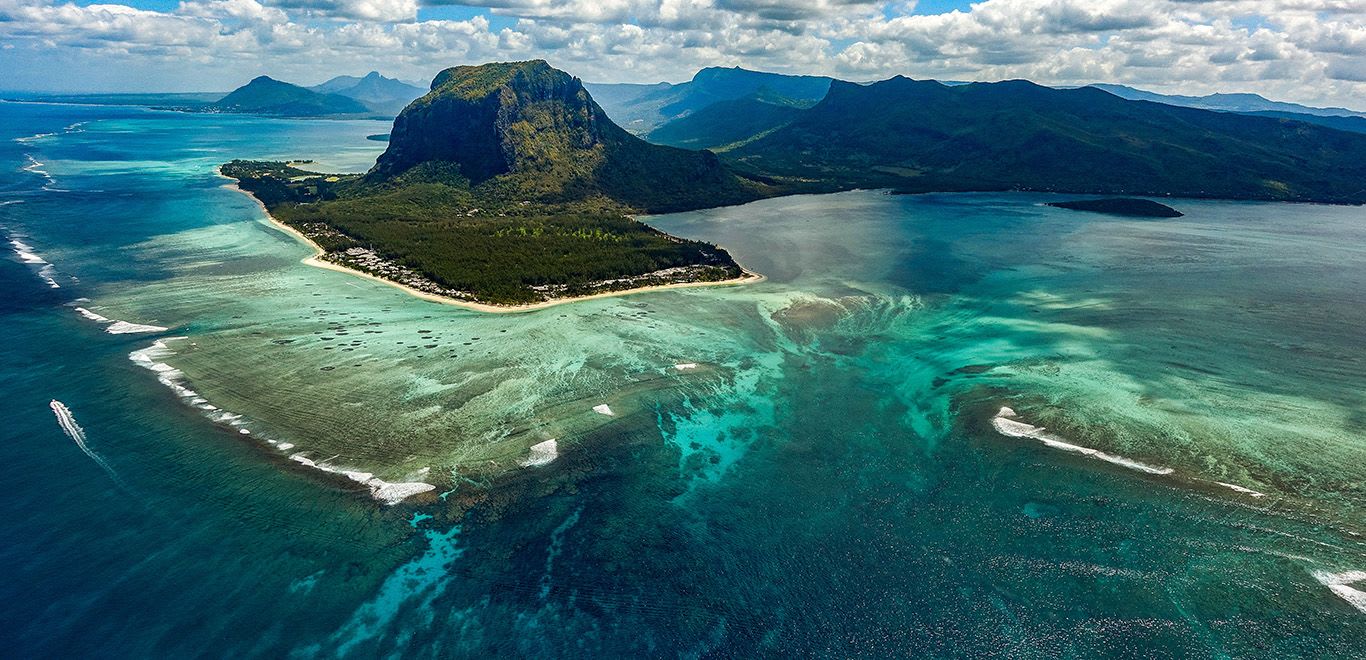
left=587, top=67, right=832, bottom=134
left=728, top=78, right=1366, bottom=203
left=644, top=96, right=806, bottom=150
left=1090, top=84, right=1364, bottom=118
left=223, top=61, right=765, bottom=306
left=311, top=71, right=424, bottom=115
left=370, top=60, right=761, bottom=213
left=210, top=76, right=369, bottom=116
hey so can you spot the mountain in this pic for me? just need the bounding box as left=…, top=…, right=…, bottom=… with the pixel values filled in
left=644, top=96, right=805, bottom=150
left=224, top=61, right=766, bottom=306
left=369, top=60, right=761, bottom=212
left=210, top=76, right=369, bottom=116
left=310, top=71, right=425, bottom=115
left=1236, top=110, right=1366, bottom=135
left=586, top=67, right=833, bottom=134
left=726, top=77, right=1366, bottom=203
left=1090, top=84, right=1365, bottom=118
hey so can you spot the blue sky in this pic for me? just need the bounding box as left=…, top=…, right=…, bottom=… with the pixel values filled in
left=2, top=1, right=1362, bottom=109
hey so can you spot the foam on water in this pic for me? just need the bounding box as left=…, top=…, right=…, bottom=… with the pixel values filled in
left=674, top=363, right=698, bottom=370
left=1215, top=482, right=1267, bottom=498
left=106, top=320, right=171, bottom=334
left=21, top=154, right=62, bottom=191
left=593, top=404, right=614, bottom=416
left=287, top=454, right=434, bottom=505
left=49, top=400, right=125, bottom=487
left=130, top=334, right=433, bottom=505
left=991, top=407, right=1175, bottom=476
left=1311, top=570, right=1366, bottom=614
left=14, top=132, right=56, bottom=144
left=520, top=438, right=559, bottom=467
left=7, top=236, right=62, bottom=288
left=74, top=306, right=169, bottom=334
left=9, top=237, right=46, bottom=264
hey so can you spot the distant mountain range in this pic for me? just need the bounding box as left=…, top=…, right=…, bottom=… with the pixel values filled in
left=1089, top=84, right=1366, bottom=134
left=205, top=72, right=424, bottom=117
left=723, top=77, right=1366, bottom=203
left=224, top=59, right=1366, bottom=308
left=1089, top=83, right=1365, bottom=118
left=310, top=71, right=425, bottom=116
left=209, top=76, right=371, bottom=116
left=586, top=67, right=832, bottom=134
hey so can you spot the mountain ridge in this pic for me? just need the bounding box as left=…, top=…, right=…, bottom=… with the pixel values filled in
left=725, top=76, right=1366, bottom=203
left=210, top=76, right=369, bottom=116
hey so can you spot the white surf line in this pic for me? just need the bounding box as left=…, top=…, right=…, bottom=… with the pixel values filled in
left=1214, top=481, right=1267, bottom=498
left=15, top=132, right=56, bottom=144
left=674, top=363, right=698, bottom=370
left=73, top=306, right=169, bottom=334
left=1311, top=570, right=1366, bottom=614
left=288, top=454, right=436, bottom=505
left=49, top=400, right=126, bottom=487
left=128, top=337, right=434, bottom=505
left=7, top=236, right=61, bottom=288
left=991, top=406, right=1175, bottom=476
left=520, top=439, right=559, bottom=467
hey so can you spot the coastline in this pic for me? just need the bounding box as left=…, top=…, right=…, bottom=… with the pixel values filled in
left=218, top=169, right=764, bottom=313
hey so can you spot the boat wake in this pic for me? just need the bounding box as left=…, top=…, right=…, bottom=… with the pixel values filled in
left=49, top=400, right=126, bottom=488
left=991, top=406, right=1174, bottom=475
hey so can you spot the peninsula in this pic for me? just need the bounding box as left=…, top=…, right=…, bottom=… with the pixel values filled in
left=224, top=61, right=771, bottom=309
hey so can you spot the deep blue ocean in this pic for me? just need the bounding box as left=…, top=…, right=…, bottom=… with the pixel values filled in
left=3, top=100, right=1365, bottom=657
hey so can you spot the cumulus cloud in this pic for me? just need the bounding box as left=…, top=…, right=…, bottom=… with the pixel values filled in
left=0, top=0, right=1362, bottom=108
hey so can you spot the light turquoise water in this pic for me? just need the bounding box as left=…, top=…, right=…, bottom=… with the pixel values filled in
left=3, top=101, right=1366, bottom=656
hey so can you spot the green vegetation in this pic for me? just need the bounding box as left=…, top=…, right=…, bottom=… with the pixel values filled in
left=645, top=96, right=805, bottom=151
left=224, top=160, right=741, bottom=304
left=219, top=62, right=764, bottom=307
left=726, top=78, right=1366, bottom=203
left=1047, top=198, right=1184, bottom=217
left=210, top=76, right=370, bottom=117
left=225, top=62, right=1366, bottom=306
left=371, top=60, right=767, bottom=213
left=587, top=66, right=832, bottom=135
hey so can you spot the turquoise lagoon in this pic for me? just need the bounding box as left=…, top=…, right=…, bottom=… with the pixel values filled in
left=2, top=100, right=1365, bottom=656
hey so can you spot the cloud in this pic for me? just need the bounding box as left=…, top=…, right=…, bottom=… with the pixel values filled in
left=0, top=0, right=1362, bottom=109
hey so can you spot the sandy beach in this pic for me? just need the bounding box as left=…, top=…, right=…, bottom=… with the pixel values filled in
left=218, top=169, right=763, bottom=313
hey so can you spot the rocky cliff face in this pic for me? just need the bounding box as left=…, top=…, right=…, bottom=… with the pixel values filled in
left=368, top=60, right=762, bottom=213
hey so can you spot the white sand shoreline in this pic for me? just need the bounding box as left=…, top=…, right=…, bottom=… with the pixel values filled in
left=217, top=168, right=764, bottom=313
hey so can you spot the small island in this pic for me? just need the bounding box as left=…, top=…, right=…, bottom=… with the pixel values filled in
left=1046, top=198, right=1184, bottom=217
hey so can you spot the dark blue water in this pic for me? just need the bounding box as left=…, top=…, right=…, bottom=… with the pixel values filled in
left=3, top=101, right=1365, bottom=657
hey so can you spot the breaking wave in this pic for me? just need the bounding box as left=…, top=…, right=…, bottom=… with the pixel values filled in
left=520, top=438, right=559, bottom=467
left=991, top=406, right=1174, bottom=475
left=129, top=337, right=433, bottom=505
left=74, top=306, right=169, bottom=334
left=7, top=235, right=61, bottom=288
left=1312, top=570, right=1366, bottom=615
